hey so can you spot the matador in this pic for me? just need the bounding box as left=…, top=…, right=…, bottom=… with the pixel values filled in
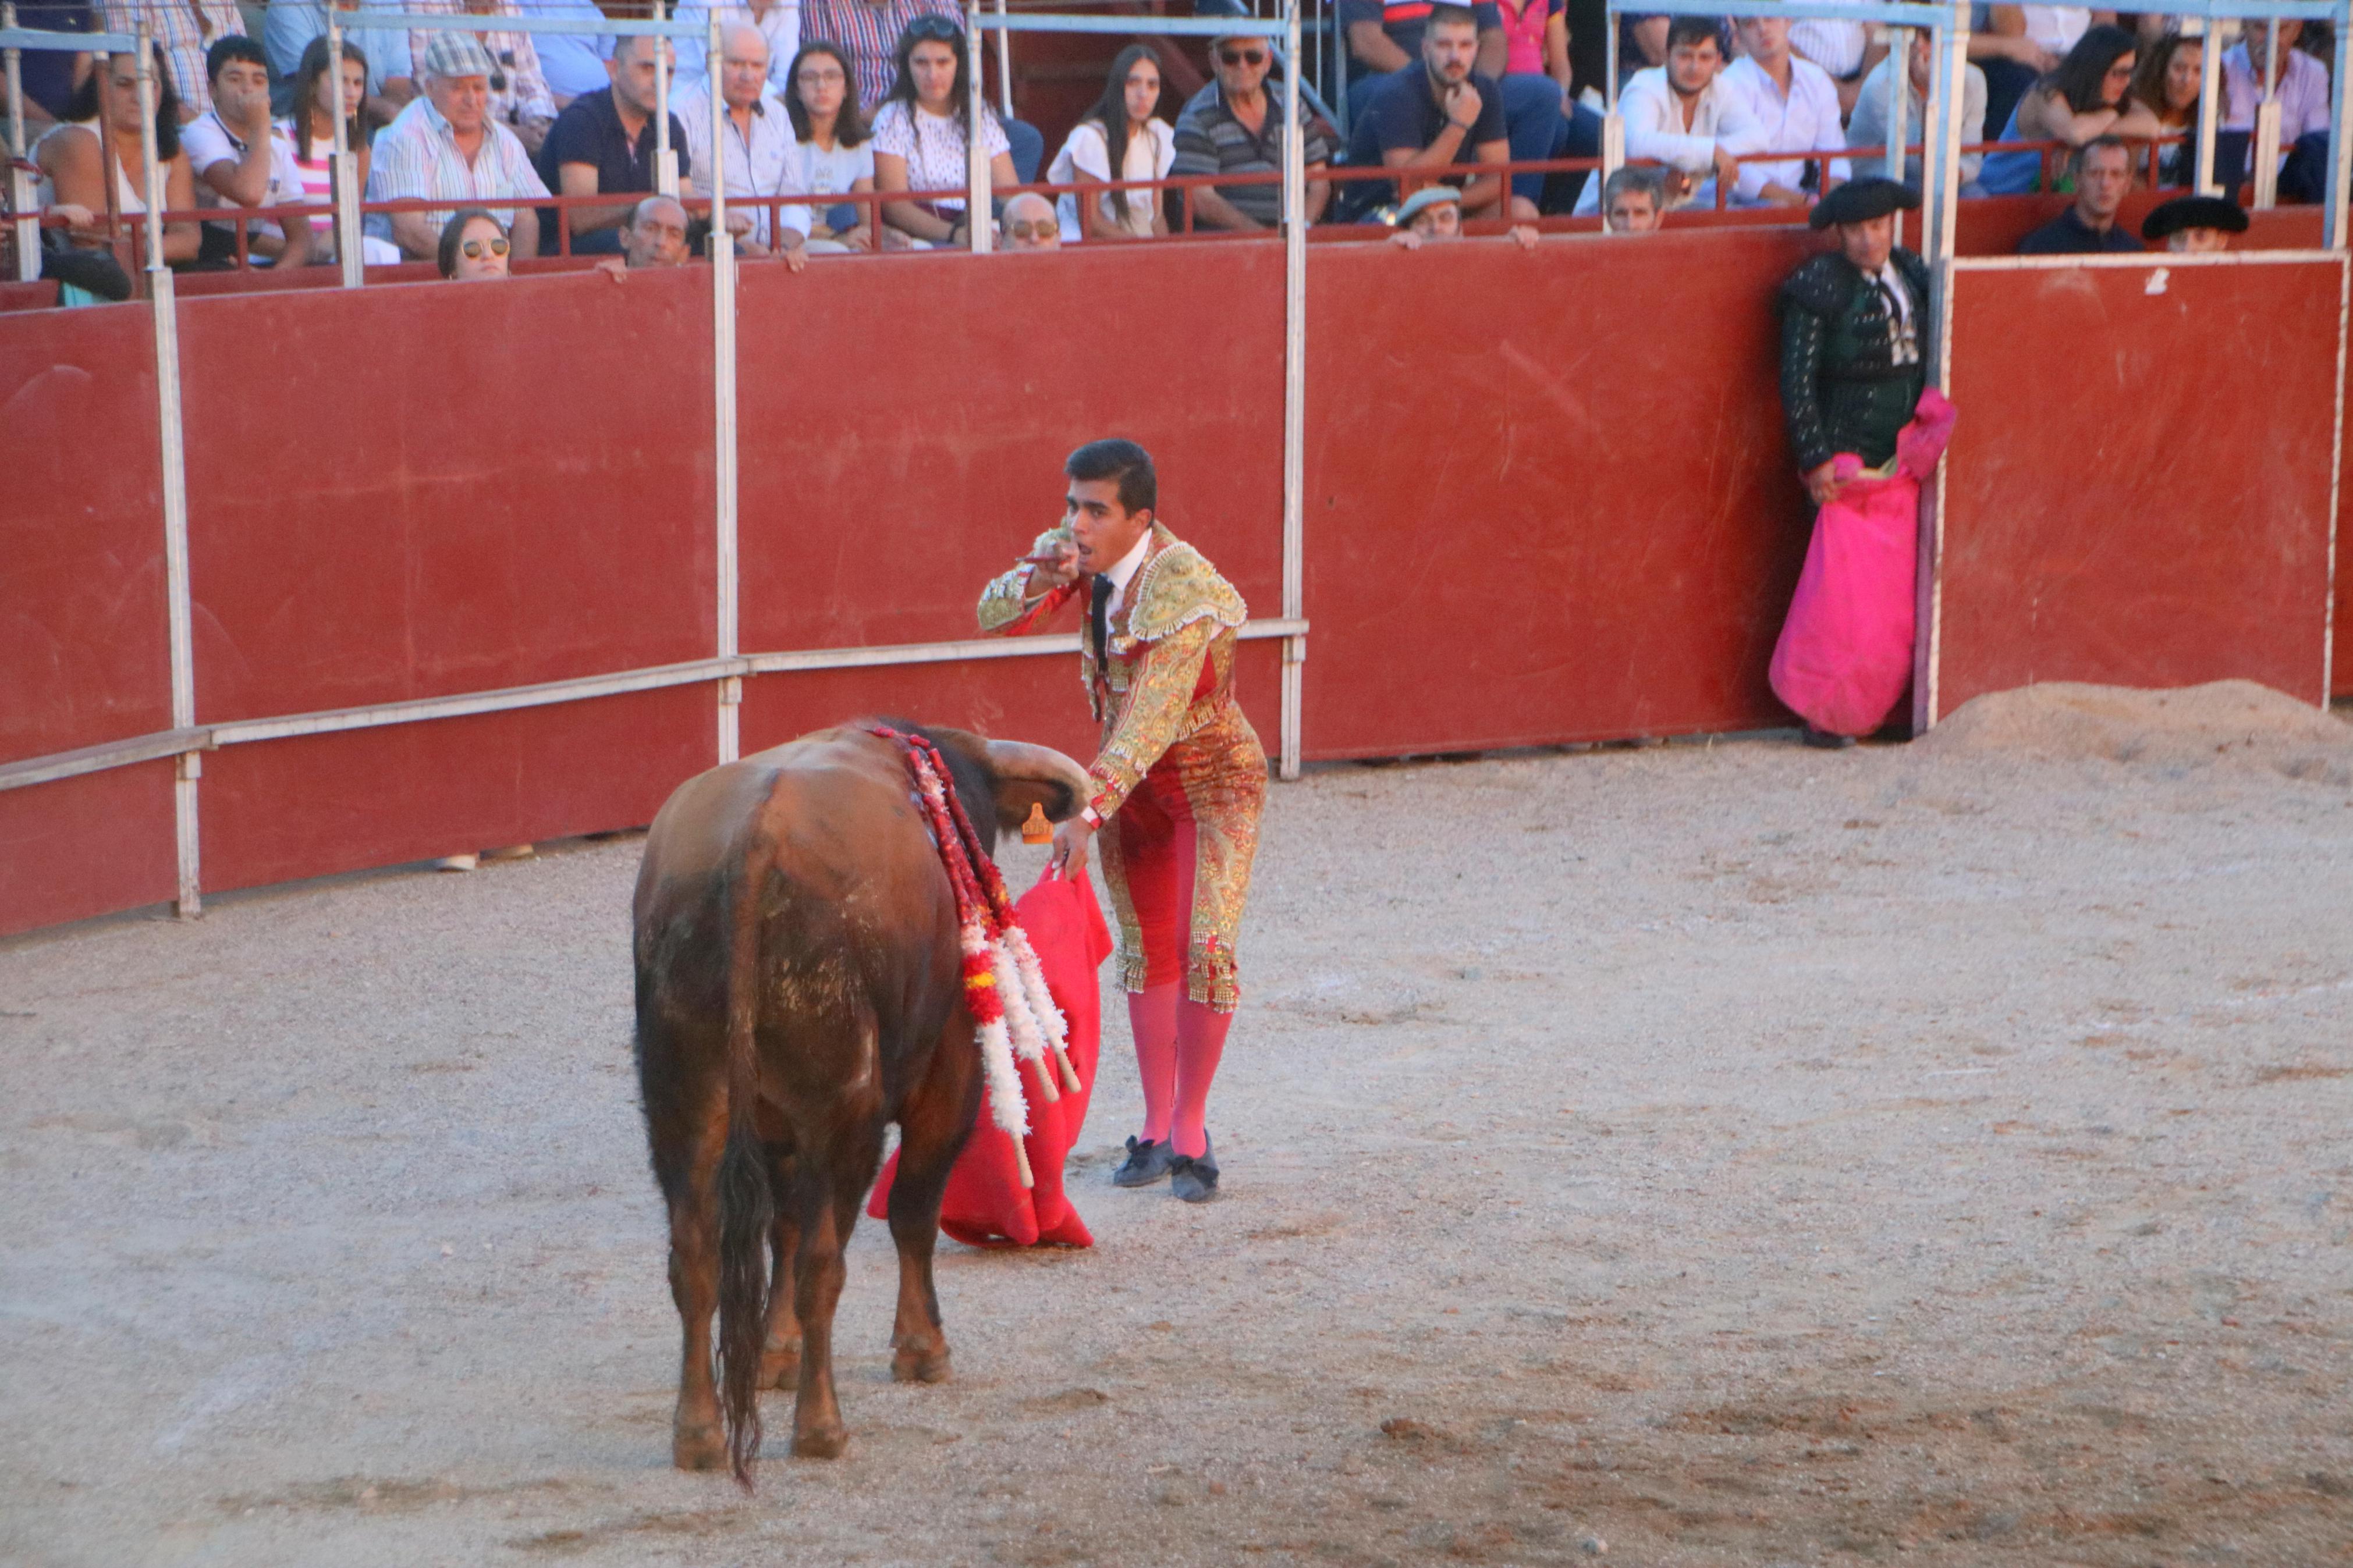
left=977, top=439, right=1265, bottom=1203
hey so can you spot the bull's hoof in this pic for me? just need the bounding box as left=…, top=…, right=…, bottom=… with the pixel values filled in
left=792, top=1423, right=849, bottom=1460
left=673, top=1421, right=728, bottom=1472
left=892, top=1343, right=953, bottom=1384
left=759, top=1345, right=801, bottom=1390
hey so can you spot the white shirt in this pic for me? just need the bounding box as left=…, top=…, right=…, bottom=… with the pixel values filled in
left=2020, top=5, right=2089, bottom=56
left=787, top=136, right=875, bottom=237
left=1788, top=19, right=1868, bottom=79
left=1874, top=260, right=1919, bottom=365
left=1719, top=55, right=1847, bottom=206
left=1573, top=65, right=1764, bottom=212
left=181, top=108, right=307, bottom=244
left=672, top=0, right=800, bottom=94
left=1047, top=118, right=1174, bottom=242
left=1099, top=529, right=1152, bottom=618
left=679, top=81, right=804, bottom=243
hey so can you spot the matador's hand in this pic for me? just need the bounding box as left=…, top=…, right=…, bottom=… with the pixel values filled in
left=1049, top=815, right=1095, bottom=877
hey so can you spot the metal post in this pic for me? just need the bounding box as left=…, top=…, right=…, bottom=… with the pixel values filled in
left=2253, top=20, right=2283, bottom=208
left=1600, top=4, right=1622, bottom=197
left=135, top=22, right=201, bottom=915
left=5, top=3, right=36, bottom=282
left=1885, top=25, right=1905, bottom=243
left=964, top=0, right=988, bottom=251
left=1279, top=0, right=1304, bottom=781
left=2331, top=2, right=2353, bottom=249
left=655, top=1, right=676, bottom=195
left=1912, top=0, right=1969, bottom=738
left=707, top=12, right=739, bottom=765
left=2195, top=16, right=2221, bottom=195
left=328, top=12, right=364, bottom=286
left=993, top=0, right=1011, bottom=118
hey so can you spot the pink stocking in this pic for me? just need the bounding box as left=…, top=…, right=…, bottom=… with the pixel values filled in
left=1170, top=1000, right=1231, bottom=1159
left=1126, top=984, right=1180, bottom=1145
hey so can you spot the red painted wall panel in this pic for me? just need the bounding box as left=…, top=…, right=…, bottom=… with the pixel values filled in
left=198, top=685, right=711, bottom=894
left=0, top=303, right=172, bottom=763
left=173, top=269, right=717, bottom=724
left=732, top=245, right=1285, bottom=657
left=0, top=763, right=178, bottom=937
left=1302, top=227, right=1824, bottom=756
left=1937, top=259, right=2341, bottom=715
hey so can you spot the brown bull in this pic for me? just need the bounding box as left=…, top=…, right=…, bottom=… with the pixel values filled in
left=631, top=721, right=1089, bottom=1483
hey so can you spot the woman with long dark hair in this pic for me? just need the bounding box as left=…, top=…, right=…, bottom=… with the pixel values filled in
left=783, top=41, right=875, bottom=252
left=869, top=15, right=1016, bottom=248
left=1045, top=44, right=1172, bottom=243
left=2130, top=31, right=2202, bottom=187
left=36, top=42, right=199, bottom=265
left=1979, top=23, right=2159, bottom=194
left=278, top=35, right=400, bottom=265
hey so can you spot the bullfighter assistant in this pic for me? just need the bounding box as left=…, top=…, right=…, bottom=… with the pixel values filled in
left=978, top=439, right=1266, bottom=1204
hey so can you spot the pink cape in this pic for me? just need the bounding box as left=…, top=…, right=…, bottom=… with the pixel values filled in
left=867, top=866, right=1113, bottom=1248
left=1769, top=389, right=1958, bottom=738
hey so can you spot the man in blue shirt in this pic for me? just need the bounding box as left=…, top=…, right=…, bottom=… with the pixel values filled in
left=2016, top=138, right=2143, bottom=256
left=533, top=32, right=693, bottom=253
left=1339, top=3, right=1510, bottom=222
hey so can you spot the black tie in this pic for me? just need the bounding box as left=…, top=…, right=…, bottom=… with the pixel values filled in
left=1090, top=574, right=1113, bottom=666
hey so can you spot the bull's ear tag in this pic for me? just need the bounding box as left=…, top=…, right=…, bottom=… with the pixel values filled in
left=1021, top=802, right=1052, bottom=844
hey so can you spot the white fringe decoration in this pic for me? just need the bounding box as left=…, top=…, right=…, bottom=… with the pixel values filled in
left=992, top=941, right=1060, bottom=1104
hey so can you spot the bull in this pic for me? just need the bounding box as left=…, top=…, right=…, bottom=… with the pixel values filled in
left=631, top=721, right=1089, bottom=1482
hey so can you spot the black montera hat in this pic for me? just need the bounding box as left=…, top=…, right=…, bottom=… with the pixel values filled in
left=2141, top=195, right=2251, bottom=241
left=1808, top=177, right=1922, bottom=231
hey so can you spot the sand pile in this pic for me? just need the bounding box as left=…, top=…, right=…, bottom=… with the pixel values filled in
left=1918, top=678, right=2353, bottom=785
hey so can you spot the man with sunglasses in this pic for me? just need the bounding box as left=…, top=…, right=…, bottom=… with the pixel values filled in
left=1167, top=30, right=1333, bottom=232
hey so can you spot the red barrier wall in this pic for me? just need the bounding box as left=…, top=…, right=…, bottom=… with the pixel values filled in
left=1303, top=226, right=1823, bottom=756
left=1936, top=257, right=2343, bottom=716
left=1, top=303, right=178, bottom=934
left=172, top=268, right=720, bottom=895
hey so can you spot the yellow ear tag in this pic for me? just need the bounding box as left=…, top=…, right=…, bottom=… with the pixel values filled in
left=1021, top=802, right=1053, bottom=844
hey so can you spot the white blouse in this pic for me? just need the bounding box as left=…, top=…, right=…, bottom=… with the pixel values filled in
left=1046, top=117, right=1174, bottom=241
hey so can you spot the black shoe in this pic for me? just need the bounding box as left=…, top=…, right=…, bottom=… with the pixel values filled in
left=1169, top=1136, right=1219, bottom=1204
left=1112, top=1136, right=1177, bottom=1188
left=1801, top=724, right=1857, bottom=749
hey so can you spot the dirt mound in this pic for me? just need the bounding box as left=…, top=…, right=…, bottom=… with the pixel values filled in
left=1918, top=680, right=2353, bottom=785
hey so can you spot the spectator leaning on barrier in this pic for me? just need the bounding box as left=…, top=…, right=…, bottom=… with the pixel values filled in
left=1166, top=28, right=1333, bottom=232
left=782, top=42, right=875, bottom=251
left=1978, top=24, right=2155, bottom=195
left=368, top=31, right=549, bottom=260
left=4, top=0, right=97, bottom=141
left=871, top=15, right=1013, bottom=248
left=405, top=0, right=558, bottom=155
left=681, top=25, right=800, bottom=254
left=183, top=36, right=313, bottom=268
left=2015, top=135, right=2141, bottom=254
left=1383, top=178, right=1537, bottom=249
left=619, top=190, right=691, bottom=266
left=1572, top=15, right=1760, bottom=215
left=672, top=0, right=799, bottom=97
left=436, top=205, right=511, bottom=275
left=36, top=42, right=200, bottom=268
left=2129, top=30, right=2201, bottom=187
left=1600, top=163, right=1663, bottom=232
left=1720, top=15, right=1846, bottom=211
left=999, top=189, right=1060, bottom=251
left=1340, top=3, right=1513, bottom=223
left=98, top=0, right=243, bottom=119
left=534, top=32, right=691, bottom=255
left=2224, top=20, right=2333, bottom=203
left=2141, top=193, right=2246, bottom=254
left=263, top=0, right=416, bottom=122
left=1848, top=29, right=1988, bottom=194
left=1048, top=45, right=1173, bottom=244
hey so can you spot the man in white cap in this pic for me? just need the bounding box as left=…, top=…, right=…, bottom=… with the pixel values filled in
left=369, top=30, right=552, bottom=259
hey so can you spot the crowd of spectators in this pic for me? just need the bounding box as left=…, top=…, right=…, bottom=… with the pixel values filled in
left=3, top=0, right=2337, bottom=287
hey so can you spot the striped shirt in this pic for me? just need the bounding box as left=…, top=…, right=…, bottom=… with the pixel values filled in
left=406, top=0, right=558, bottom=129
left=99, top=0, right=244, bottom=114
left=799, top=0, right=954, bottom=115
left=365, top=91, right=551, bottom=236
left=1167, top=80, right=1333, bottom=229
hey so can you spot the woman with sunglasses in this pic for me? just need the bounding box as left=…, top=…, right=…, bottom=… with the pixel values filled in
left=1045, top=44, right=1172, bottom=242
left=437, top=208, right=513, bottom=278
left=870, top=15, right=1016, bottom=248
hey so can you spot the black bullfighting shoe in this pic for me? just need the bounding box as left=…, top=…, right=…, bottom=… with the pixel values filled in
left=1169, top=1137, right=1219, bottom=1204
left=1113, top=1136, right=1177, bottom=1187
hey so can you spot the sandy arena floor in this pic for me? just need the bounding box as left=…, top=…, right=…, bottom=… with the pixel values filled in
left=3, top=683, right=2351, bottom=1568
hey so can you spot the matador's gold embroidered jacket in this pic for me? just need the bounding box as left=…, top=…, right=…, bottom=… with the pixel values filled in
left=977, top=522, right=1266, bottom=1009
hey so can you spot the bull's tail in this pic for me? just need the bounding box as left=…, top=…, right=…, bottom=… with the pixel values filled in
left=716, top=852, right=776, bottom=1488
